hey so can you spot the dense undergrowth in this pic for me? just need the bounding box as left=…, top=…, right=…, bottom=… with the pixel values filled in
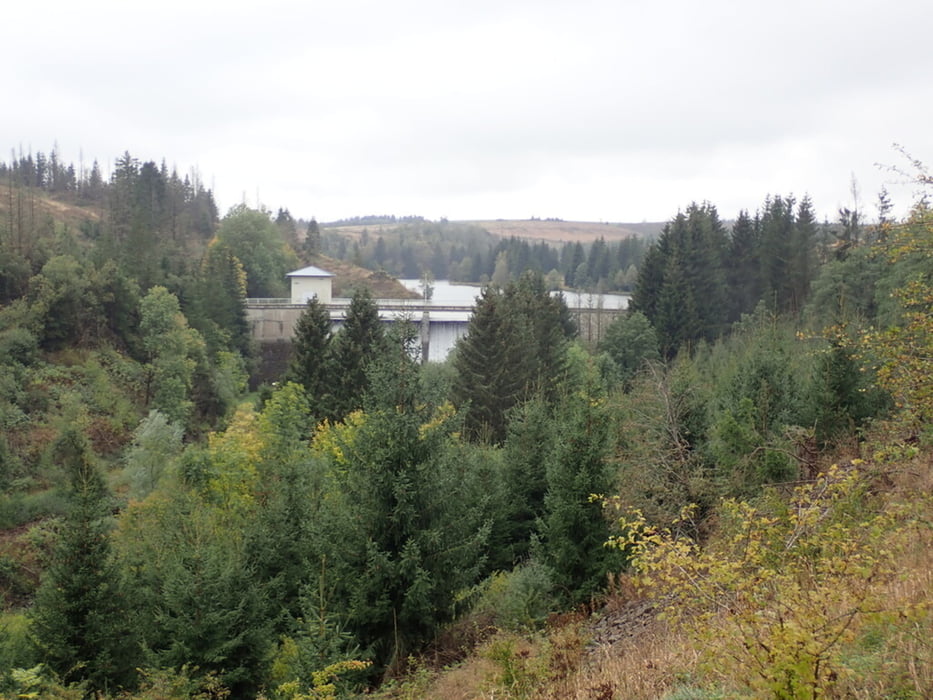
left=2, top=153, right=933, bottom=698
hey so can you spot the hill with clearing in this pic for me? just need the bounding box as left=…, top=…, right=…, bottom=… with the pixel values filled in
left=0, top=188, right=414, bottom=298
left=474, top=219, right=663, bottom=243
left=0, top=191, right=101, bottom=230
left=306, top=254, right=418, bottom=299
left=322, top=218, right=664, bottom=244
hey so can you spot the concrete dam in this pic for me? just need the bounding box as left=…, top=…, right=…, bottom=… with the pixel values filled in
left=246, top=294, right=627, bottom=363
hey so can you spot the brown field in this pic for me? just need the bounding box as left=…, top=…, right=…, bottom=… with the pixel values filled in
left=325, top=219, right=665, bottom=244
left=473, top=219, right=662, bottom=243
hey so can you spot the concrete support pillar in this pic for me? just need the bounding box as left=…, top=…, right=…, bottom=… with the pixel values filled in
left=420, top=309, right=430, bottom=364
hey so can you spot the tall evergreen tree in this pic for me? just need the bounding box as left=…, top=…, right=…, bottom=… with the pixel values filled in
left=788, top=195, right=818, bottom=314
left=324, top=288, right=387, bottom=421
left=333, top=349, right=490, bottom=669
left=727, top=210, right=761, bottom=322
left=286, top=297, right=333, bottom=418
left=452, top=273, right=575, bottom=443
left=451, top=286, right=521, bottom=443
left=758, top=195, right=796, bottom=312
left=633, top=203, right=729, bottom=356
left=193, top=244, right=251, bottom=357
left=30, top=427, right=140, bottom=693
left=303, top=217, right=322, bottom=258
left=538, top=385, right=618, bottom=604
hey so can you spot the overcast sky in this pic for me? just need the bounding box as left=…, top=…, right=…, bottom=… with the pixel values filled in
left=7, top=0, right=932, bottom=224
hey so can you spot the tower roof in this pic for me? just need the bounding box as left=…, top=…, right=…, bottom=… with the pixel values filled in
left=286, top=265, right=334, bottom=278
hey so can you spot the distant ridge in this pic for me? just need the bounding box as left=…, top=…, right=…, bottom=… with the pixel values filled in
left=473, top=219, right=663, bottom=243
left=323, top=218, right=665, bottom=244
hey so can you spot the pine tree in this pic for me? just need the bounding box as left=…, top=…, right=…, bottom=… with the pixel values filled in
left=30, top=427, right=140, bottom=692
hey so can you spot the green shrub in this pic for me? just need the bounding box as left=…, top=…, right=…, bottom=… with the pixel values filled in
left=470, top=561, right=557, bottom=632
left=0, top=612, right=39, bottom=680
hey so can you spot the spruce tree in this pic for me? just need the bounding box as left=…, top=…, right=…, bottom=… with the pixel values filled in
left=194, top=244, right=251, bottom=357
left=30, top=427, right=139, bottom=693
left=336, top=348, right=490, bottom=669
left=451, top=285, right=519, bottom=443
left=727, top=209, right=761, bottom=322
left=286, top=296, right=333, bottom=418
left=599, top=310, right=660, bottom=387
left=304, top=218, right=322, bottom=257
left=324, top=287, right=387, bottom=421
left=453, top=273, right=575, bottom=443
left=538, top=386, right=618, bottom=604
left=788, top=195, right=818, bottom=314
left=496, top=397, right=555, bottom=567
left=632, top=203, right=728, bottom=356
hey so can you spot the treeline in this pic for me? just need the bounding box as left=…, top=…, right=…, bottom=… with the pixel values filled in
left=320, top=217, right=648, bottom=292
left=1, top=144, right=929, bottom=698
left=2, top=149, right=218, bottom=301
left=0, top=148, right=309, bottom=443
left=630, top=194, right=893, bottom=357
left=326, top=214, right=427, bottom=226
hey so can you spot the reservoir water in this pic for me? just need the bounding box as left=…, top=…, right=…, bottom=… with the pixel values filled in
left=398, top=279, right=630, bottom=310
left=395, top=280, right=630, bottom=361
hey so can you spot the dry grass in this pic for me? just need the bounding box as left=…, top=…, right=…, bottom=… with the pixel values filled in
left=307, top=254, right=419, bottom=299
left=324, top=219, right=661, bottom=246
left=570, top=622, right=697, bottom=700
left=474, top=220, right=649, bottom=244
left=368, top=443, right=933, bottom=700
left=0, top=185, right=101, bottom=227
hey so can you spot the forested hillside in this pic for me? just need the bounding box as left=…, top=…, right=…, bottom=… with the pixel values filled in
left=0, top=147, right=931, bottom=699
left=316, top=217, right=651, bottom=292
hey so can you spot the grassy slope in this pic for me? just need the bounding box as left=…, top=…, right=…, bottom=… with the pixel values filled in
left=0, top=189, right=102, bottom=229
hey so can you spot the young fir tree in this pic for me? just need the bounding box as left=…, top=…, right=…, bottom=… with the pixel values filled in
left=286, top=296, right=333, bottom=419
left=452, top=272, right=574, bottom=443
left=496, top=397, right=555, bottom=568
left=333, top=342, right=490, bottom=670
left=324, top=287, right=387, bottom=422
left=247, top=382, right=320, bottom=623
left=598, top=309, right=660, bottom=388
left=30, top=427, right=140, bottom=693
left=538, top=385, right=618, bottom=604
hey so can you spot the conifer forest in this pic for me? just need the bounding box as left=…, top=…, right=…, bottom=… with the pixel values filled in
left=0, top=147, right=931, bottom=699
